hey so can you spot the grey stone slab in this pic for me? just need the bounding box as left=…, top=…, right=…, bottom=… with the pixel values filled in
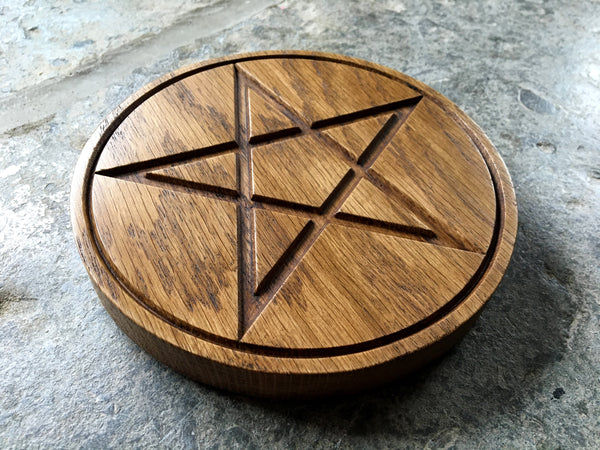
left=0, top=0, right=599, bottom=448
left=0, top=0, right=225, bottom=98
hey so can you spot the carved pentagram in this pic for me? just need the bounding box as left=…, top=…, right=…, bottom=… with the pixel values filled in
left=94, top=65, right=442, bottom=339
left=87, top=56, right=500, bottom=355
left=73, top=52, right=517, bottom=395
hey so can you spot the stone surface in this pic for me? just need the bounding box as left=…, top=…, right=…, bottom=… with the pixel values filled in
left=0, top=0, right=599, bottom=447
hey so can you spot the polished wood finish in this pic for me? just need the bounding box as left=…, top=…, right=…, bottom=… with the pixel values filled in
left=71, top=51, right=517, bottom=397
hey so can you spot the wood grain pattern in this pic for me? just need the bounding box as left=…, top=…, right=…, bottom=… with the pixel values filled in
left=337, top=178, right=430, bottom=232
left=370, top=97, right=496, bottom=254
left=254, top=209, right=309, bottom=294
left=322, top=114, right=392, bottom=161
left=147, top=152, right=238, bottom=194
left=71, top=51, right=517, bottom=397
left=241, top=225, right=485, bottom=348
left=96, top=65, right=236, bottom=172
left=252, top=134, right=350, bottom=208
left=236, top=58, right=420, bottom=124
left=91, top=175, right=239, bottom=339
left=247, top=88, right=300, bottom=143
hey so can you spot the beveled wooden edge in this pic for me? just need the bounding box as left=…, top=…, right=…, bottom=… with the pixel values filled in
left=96, top=280, right=482, bottom=397
left=71, top=51, right=517, bottom=382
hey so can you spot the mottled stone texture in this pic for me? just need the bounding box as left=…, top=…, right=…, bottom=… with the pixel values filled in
left=1, top=0, right=599, bottom=448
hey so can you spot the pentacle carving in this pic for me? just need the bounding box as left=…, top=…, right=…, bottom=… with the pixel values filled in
left=80, top=55, right=512, bottom=361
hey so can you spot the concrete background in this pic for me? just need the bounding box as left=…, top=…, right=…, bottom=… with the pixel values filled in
left=1, top=0, right=598, bottom=447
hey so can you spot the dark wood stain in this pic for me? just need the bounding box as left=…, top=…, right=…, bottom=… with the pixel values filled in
left=71, top=51, right=517, bottom=398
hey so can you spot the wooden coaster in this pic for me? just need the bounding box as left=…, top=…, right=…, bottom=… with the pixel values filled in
left=71, top=51, right=517, bottom=398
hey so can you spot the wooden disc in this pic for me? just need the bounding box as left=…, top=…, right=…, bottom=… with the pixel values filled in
left=71, top=51, right=517, bottom=398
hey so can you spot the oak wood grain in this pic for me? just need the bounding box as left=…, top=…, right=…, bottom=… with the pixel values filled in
left=322, top=114, right=392, bottom=161
left=71, top=51, right=517, bottom=397
left=254, top=209, right=309, bottom=294
left=96, top=65, right=236, bottom=172
left=147, top=151, right=238, bottom=194
left=252, top=133, right=350, bottom=208
left=247, top=87, right=300, bottom=143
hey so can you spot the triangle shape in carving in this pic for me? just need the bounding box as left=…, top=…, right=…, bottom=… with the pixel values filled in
left=370, top=98, right=496, bottom=253
left=97, top=65, right=236, bottom=171
left=242, top=224, right=485, bottom=349
left=338, top=179, right=431, bottom=233
left=237, top=59, right=420, bottom=125
left=147, top=152, right=237, bottom=194
left=248, top=88, right=300, bottom=143
left=254, top=209, right=309, bottom=293
left=322, top=114, right=393, bottom=161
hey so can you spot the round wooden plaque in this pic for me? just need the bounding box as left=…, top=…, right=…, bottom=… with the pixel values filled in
left=71, top=51, right=517, bottom=398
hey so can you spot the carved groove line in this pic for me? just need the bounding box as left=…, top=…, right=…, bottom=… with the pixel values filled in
left=95, top=141, right=238, bottom=178
left=234, top=66, right=258, bottom=339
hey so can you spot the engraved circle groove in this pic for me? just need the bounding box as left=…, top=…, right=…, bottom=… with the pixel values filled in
left=85, top=54, right=503, bottom=358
